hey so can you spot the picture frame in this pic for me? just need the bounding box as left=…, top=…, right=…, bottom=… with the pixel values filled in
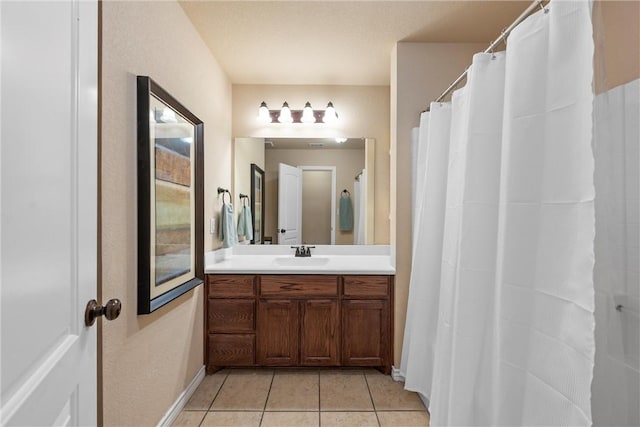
left=137, top=76, right=204, bottom=314
left=250, top=163, right=265, bottom=244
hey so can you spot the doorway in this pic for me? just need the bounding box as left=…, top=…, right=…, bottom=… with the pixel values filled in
left=300, top=166, right=336, bottom=245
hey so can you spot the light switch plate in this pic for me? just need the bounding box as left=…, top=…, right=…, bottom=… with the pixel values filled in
left=210, top=218, right=216, bottom=234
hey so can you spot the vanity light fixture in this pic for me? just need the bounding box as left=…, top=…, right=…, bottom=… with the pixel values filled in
left=301, top=102, right=316, bottom=123
left=257, top=101, right=271, bottom=124
left=256, top=101, right=339, bottom=124
left=323, top=102, right=338, bottom=124
left=278, top=101, right=293, bottom=123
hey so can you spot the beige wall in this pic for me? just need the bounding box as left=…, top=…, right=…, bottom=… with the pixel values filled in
left=390, top=42, right=484, bottom=366
left=101, top=1, right=231, bottom=425
left=594, top=0, right=640, bottom=92
left=233, top=85, right=390, bottom=244
left=302, top=170, right=333, bottom=244
left=264, top=148, right=365, bottom=245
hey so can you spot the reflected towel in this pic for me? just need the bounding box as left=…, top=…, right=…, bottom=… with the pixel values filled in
left=339, top=194, right=354, bottom=231
left=237, top=205, right=253, bottom=241
left=218, top=203, right=238, bottom=248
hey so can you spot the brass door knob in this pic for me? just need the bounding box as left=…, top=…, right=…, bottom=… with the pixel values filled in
left=85, top=298, right=122, bottom=327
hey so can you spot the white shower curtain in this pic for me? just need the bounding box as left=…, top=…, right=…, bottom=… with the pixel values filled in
left=402, top=106, right=451, bottom=401
left=353, top=169, right=366, bottom=245
left=428, top=50, right=506, bottom=426
left=402, top=1, right=596, bottom=425
left=592, top=79, right=640, bottom=426
left=411, top=126, right=422, bottom=219
left=493, top=3, right=595, bottom=424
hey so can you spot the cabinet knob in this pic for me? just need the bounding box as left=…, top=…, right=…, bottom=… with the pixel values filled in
left=279, top=229, right=286, bottom=233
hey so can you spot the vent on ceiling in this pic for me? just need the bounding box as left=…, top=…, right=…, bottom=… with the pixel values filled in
left=309, top=142, right=324, bottom=148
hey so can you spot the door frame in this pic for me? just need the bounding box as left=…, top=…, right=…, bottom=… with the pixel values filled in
left=299, top=165, right=336, bottom=245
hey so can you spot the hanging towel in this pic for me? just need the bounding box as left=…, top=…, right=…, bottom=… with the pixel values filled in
left=218, top=203, right=238, bottom=248
left=339, top=193, right=353, bottom=231
left=237, top=205, right=253, bottom=241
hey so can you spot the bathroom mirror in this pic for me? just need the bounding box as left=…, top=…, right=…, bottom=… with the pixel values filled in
left=137, top=76, right=204, bottom=314
left=233, top=137, right=376, bottom=245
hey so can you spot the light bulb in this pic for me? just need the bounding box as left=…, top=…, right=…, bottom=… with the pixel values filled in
left=323, top=102, right=338, bottom=124
left=257, top=101, right=271, bottom=124
left=335, top=137, right=347, bottom=144
left=301, top=102, right=316, bottom=123
left=278, top=101, right=293, bottom=123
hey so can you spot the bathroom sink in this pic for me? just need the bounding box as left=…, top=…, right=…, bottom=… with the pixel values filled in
left=273, top=256, right=330, bottom=267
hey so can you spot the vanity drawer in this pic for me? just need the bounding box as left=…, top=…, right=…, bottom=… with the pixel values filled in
left=260, top=275, right=338, bottom=297
left=343, top=276, right=390, bottom=298
left=208, top=299, right=255, bottom=333
left=208, top=334, right=255, bottom=366
left=208, top=275, right=256, bottom=298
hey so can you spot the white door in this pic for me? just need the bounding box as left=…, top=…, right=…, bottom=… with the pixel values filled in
left=1, top=1, right=99, bottom=425
left=278, top=163, right=302, bottom=245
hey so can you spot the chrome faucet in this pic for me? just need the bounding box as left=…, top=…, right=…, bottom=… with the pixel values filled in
left=291, top=245, right=315, bottom=257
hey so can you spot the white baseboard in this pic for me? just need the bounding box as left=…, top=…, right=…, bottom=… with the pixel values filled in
left=391, top=366, right=405, bottom=382
left=157, top=365, right=206, bottom=427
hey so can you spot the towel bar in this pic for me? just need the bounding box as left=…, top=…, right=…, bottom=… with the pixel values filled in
left=217, top=187, right=231, bottom=204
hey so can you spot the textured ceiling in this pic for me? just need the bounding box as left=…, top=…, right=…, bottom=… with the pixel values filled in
left=179, top=0, right=529, bottom=86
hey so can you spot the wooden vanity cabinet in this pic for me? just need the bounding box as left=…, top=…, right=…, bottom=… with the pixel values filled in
left=256, top=275, right=340, bottom=367
left=342, top=276, right=393, bottom=371
left=206, top=275, right=256, bottom=373
left=205, top=273, right=393, bottom=374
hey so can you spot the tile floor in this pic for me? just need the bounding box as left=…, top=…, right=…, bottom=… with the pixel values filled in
left=172, top=368, right=430, bottom=427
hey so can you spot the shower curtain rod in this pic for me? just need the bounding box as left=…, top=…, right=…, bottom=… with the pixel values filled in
left=425, top=0, right=549, bottom=111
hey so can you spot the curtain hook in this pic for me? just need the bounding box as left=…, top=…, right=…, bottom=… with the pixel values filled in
left=538, top=0, right=549, bottom=13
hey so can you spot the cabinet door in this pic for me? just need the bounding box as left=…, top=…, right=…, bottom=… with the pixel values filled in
left=256, top=299, right=299, bottom=365
left=300, top=299, right=339, bottom=366
left=342, top=300, right=388, bottom=367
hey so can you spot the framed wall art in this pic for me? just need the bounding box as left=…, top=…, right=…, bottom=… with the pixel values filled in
left=137, top=76, right=204, bottom=314
left=250, top=163, right=265, bottom=244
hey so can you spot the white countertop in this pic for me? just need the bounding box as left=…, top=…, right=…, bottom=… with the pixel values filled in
left=205, top=245, right=395, bottom=275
